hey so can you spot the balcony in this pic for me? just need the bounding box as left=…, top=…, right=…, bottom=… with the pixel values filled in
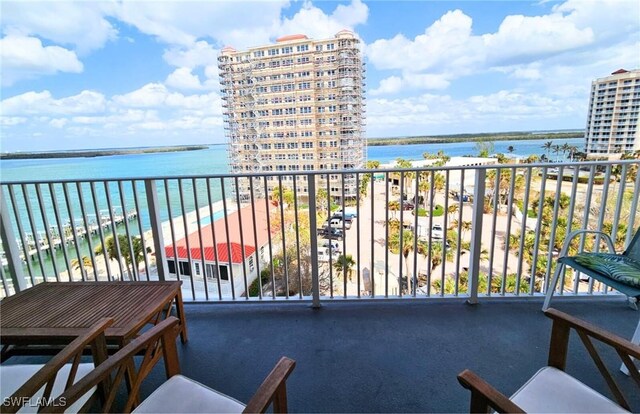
left=1, top=159, right=640, bottom=410
left=6, top=298, right=638, bottom=412
left=1, top=159, right=639, bottom=302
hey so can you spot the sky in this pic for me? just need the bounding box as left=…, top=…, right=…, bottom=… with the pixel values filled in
left=0, top=0, right=639, bottom=152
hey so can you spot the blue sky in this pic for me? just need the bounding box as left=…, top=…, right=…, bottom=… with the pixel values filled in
left=1, top=0, right=639, bottom=152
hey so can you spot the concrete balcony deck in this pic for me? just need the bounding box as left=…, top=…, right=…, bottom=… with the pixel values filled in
left=138, top=297, right=639, bottom=412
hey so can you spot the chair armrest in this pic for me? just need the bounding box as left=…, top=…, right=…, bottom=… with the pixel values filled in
left=544, top=308, right=640, bottom=359
left=48, top=317, right=181, bottom=413
left=545, top=308, right=640, bottom=410
left=457, top=369, right=525, bottom=413
left=3, top=317, right=113, bottom=413
left=244, top=357, right=296, bottom=414
left=558, top=230, right=616, bottom=257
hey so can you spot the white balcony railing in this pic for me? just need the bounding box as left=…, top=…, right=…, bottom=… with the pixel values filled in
left=1, top=159, right=639, bottom=304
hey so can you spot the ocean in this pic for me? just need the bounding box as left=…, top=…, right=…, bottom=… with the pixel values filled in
left=1, top=137, right=583, bottom=182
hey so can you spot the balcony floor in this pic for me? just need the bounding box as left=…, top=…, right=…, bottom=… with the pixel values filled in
left=144, top=297, right=640, bottom=413
left=4, top=297, right=639, bottom=412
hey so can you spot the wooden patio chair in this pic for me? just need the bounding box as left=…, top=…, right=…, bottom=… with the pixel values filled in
left=1, top=317, right=113, bottom=413
left=46, top=316, right=296, bottom=413
left=458, top=308, right=640, bottom=413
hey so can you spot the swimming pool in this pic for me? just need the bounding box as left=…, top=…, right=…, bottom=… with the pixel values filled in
left=193, top=210, right=226, bottom=226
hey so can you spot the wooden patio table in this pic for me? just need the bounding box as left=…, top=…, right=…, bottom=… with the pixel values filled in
left=0, top=281, right=188, bottom=361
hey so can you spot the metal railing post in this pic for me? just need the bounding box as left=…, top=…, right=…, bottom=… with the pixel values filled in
left=0, top=190, right=27, bottom=292
left=307, top=174, right=321, bottom=308
left=145, top=180, right=167, bottom=281
left=467, top=169, right=486, bottom=305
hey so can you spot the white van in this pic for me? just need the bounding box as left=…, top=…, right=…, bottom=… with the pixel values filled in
left=320, top=239, right=341, bottom=253
left=324, top=218, right=351, bottom=230
left=317, top=248, right=333, bottom=262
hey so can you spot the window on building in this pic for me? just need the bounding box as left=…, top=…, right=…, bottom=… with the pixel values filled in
left=179, top=261, right=191, bottom=276
left=296, top=44, right=309, bottom=52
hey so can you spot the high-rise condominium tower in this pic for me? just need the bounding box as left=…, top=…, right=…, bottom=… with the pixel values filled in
left=218, top=30, right=366, bottom=201
left=584, top=69, right=640, bottom=158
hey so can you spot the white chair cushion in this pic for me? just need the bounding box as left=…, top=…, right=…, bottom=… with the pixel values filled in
left=511, top=366, right=628, bottom=413
left=132, top=375, right=246, bottom=413
left=0, top=363, right=96, bottom=413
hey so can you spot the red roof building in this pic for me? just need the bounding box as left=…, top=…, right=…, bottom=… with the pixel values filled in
left=165, top=200, right=270, bottom=264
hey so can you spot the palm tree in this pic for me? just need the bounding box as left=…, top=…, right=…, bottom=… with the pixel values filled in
left=395, top=158, right=414, bottom=195
left=552, top=145, right=561, bottom=162
left=70, top=256, right=93, bottom=278
left=561, top=143, right=571, bottom=161
left=461, top=221, right=472, bottom=239
left=334, top=254, right=356, bottom=281
left=542, top=141, right=553, bottom=160
left=447, top=204, right=459, bottom=222
left=95, top=234, right=145, bottom=280
left=418, top=171, right=431, bottom=208
left=316, top=188, right=328, bottom=212
left=387, top=200, right=400, bottom=218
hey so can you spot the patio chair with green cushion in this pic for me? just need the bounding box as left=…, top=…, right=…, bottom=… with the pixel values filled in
left=543, top=228, right=640, bottom=311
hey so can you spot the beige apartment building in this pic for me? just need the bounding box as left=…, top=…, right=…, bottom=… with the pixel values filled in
left=217, top=30, right=366, bottom=201
left=585, top=69, right=640, bottom=158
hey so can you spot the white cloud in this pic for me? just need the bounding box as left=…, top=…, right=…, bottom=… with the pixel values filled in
left=0, top=116, right=27, bottom=126
left=115, top=1, right=288, bottom=47
left=163, top=41, right=219, bottom=69
left=366, top=0, right=639, bottom=95
left=1, top=90, right=106, bottom=115
left=482, top=13, right=593, bottom=66
left=112, top=83, right=221, bottom=113
left=276, top=0, right=368, bottom=41
left=49, top=118, right=68, bottom=128
left=0, top=35, right=83, bottom=86
left=1, top=2, right=117, bottom=54
left=112, top=83, right=169, bottom=108
left=370, top=74, right=449, bottom=96
left=165, top=67, right=207, bottom=91
left=367, top=89, right=583, bottom=136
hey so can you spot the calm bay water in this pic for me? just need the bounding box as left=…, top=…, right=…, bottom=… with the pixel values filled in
left=1, top=137, right=582, bottom=182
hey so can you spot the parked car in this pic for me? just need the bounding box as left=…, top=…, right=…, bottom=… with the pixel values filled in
left=431, top=224, right=444, bottom=239
left=324, top=217, right=351, bottom=230
left=334, top=209, right=357, bottom=220
left=320, top=239, right=341, bottom=253
left=317, top=227, right=343, bottom=240
left=402, top=201, right=415, bottom=210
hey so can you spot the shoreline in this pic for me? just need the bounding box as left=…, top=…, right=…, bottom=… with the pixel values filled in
left=0, top=145, right=210, bottom=160
left=0, top=131, right=584, bottom=160
left=367, top=131, right=583, bottom=146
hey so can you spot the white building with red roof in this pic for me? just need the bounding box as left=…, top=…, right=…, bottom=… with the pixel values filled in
left=164, top=200, right=271, bottom=298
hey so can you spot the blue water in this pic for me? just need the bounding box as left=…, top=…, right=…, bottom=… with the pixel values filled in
left=195, top=210, right=226, bottom=226
left=366, top=138, right=583, bottom=164
left=1, top=138, right=583, bottom=182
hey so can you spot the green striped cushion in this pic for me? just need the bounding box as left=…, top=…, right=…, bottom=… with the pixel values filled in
left=574, top=253, right=640, bottom=288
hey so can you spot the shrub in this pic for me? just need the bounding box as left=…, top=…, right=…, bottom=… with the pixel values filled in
left=248, top=269, right=271, bottom=297
left=431, top=204, right=444, bottom=217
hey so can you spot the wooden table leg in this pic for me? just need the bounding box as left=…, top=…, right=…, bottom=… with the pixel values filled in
left=174, top=289, right=189, bottom=343
left=91, top=333, right=111, bottom=403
